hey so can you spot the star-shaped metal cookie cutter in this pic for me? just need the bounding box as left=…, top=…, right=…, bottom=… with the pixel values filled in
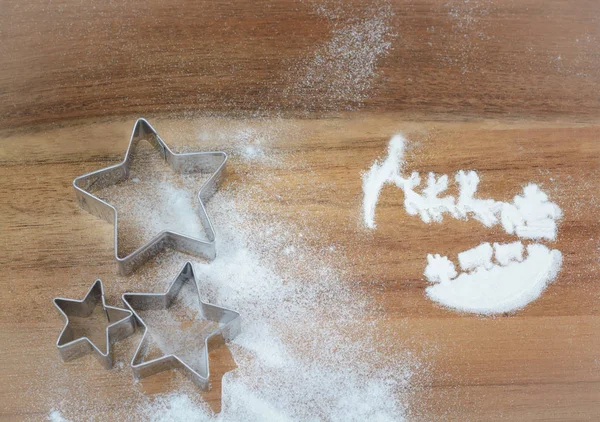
left=122, top=262, right=241, bottom=390
left=73, top=118, right=227, bottom=275
left=54, top=279, right=135, bottom=369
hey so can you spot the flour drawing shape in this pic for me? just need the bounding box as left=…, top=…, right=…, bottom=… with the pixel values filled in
left=424, top=242, right=562, bottom=314
left=362, top=134, right=563, bottom=314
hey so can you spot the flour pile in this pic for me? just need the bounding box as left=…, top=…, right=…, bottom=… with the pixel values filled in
left=362, top=134, right=563, bottom=314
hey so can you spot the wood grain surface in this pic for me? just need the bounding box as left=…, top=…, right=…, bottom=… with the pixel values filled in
left=1, top=0, right=600, bottom=421
left=2, top=0, right=600, bottom=129
left=1, top=115, right=599, bottom=420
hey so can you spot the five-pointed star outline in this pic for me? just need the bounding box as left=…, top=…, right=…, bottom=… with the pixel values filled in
left=73, top=118, right=227, bottom=275
left=54, top=279, right=135, bottom=369
left=122, top=262, right=241, bottom=390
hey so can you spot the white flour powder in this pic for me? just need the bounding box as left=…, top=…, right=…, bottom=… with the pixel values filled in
left=362, top=134, right=408, bottom=229
left=493, top=241, right=524, bottom=266
left=362, top=135, right=562, bottom=240
left=47, top=410, right=71, bottom=422
left=362, top=134, right=564, bottom=314
left=458, top=242, right=494, bottom=271
left=50, top=132, right=416, bottom=421
left=425, top=243, right=563, bottom=314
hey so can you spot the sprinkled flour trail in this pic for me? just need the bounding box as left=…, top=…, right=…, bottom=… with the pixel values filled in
left=129, top=189, right=412, bottom=420
left=362, top=134, right=564, bottom=314
left=50, top=131, right=416, bottom=420
left=130, top=189, right=413, bottom=420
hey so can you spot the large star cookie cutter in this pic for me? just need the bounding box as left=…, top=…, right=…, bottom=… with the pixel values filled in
left=122, top=262, right=241, bottom=390
left=73, top=118, right=227, bottom=275
left=54, top=279, right=135, bottom=369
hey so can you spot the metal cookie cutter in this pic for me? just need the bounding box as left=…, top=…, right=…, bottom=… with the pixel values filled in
left=73, top=118, right=227, bottom=275
left=122, top=262, right=241, bottom=390
left=54, top=279, right=135, bottom=369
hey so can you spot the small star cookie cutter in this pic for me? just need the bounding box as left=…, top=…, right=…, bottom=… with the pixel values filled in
left=122, top=262, right=241, bottom=390
left=73, top=118, right=227, bottom=275
left=54, top=279, right=135, bottom=369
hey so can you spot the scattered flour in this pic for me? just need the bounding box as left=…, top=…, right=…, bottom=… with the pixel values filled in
left=61, top=146, right=416, bottom=420
left=286, top=2, right=395, bottom=110
left=362, top=134, right=562, bottom=241
left=140, top=357, right=407, bottom=422
left=425, top=243, right=563, bottom=314
left=161, top=191, right=413, bottom=421
left=143, top=394, right=213, bottom=422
